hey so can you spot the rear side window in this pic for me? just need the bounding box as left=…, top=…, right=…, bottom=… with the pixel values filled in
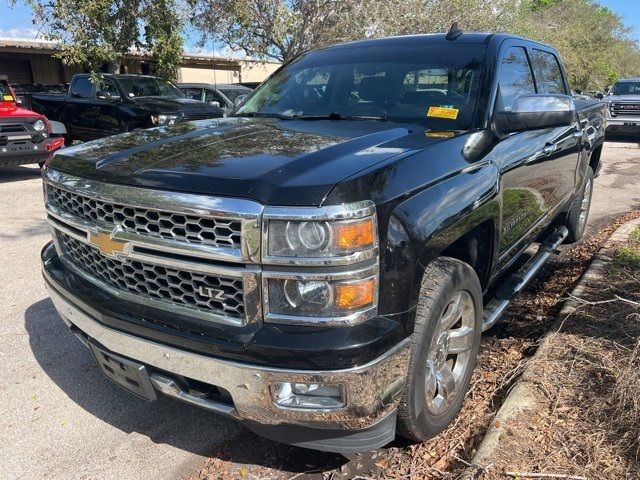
left=71, top=78, right=93, bottom=99
left=531, top=49, right=566, bottom=94
left=496, top=47, right=536, bottom=111
left=204, top=89, right=226, bottom=105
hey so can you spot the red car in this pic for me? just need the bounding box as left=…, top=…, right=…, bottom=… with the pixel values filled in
left=1, top=77, right=66, bottom=168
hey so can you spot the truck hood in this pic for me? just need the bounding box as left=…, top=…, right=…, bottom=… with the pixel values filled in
left=606, top=94, right=640, bottom=102
left=50, top=117, right=440, bottom=206
left=0, top=101, right=42, bottom=119
left=131, top=96, right=221, bottom=116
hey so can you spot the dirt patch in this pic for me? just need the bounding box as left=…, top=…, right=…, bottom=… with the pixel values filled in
left=478, top=222, right=640, bottom=479
left=188, top=212, right=640, bottom=480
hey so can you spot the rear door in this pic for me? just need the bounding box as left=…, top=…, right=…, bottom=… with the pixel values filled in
left=489, top=42, right=579, bottom=266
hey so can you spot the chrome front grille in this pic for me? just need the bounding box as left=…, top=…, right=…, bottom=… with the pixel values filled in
left=48, top=185, right=242, bottom=249
left=58, top=232, right=246, bottom=319
left=610, top=102, right=640, bottom=117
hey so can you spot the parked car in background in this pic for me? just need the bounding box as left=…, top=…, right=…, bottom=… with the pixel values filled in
left=238, top=81, right=261, bottom=89
left=0, top=77, right=66, bottom=168
left=41, top=31, right=604, bottom=453
left=179, top=83, right=252, bottom=115
left=27, top=74, right=223, bottom=142
left=601, top=78, right=640, bottom=136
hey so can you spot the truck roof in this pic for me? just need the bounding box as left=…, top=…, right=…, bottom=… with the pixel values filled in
left=318, top=32, right=557, bottom=53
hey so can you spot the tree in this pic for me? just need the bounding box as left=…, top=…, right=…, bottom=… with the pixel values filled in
left=22, top=0, right=190, bottom=79
left=515, top=0, right=640, bottom=90
left=192, top=0, right=521, bottom=62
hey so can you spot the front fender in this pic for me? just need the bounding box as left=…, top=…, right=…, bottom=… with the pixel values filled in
left=383, top=162, right=500, bottom=317
left=49, top=120, right=67, bottom=136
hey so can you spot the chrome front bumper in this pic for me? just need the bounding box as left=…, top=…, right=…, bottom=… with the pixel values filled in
left=45, top=280, right=410, bottom=431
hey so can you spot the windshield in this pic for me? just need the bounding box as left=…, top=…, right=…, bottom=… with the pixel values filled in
left=610, top=81, right=640, bottom=96
left=220, top=87, right=251, bottom=103
left=236, top=44, right=486, bottom=130
left=117, top=77, right=186, bottom=98
left=1, top=81, right=15, bottom=101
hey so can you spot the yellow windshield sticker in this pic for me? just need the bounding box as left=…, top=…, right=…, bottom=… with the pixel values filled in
left=3, top=95, right=14, bottom=101
left=427, top=106, right=459, bottom=120
left=425, top=130, right=456, bottom=138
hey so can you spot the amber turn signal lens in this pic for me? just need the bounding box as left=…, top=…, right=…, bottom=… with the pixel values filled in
left=334, top=219, right=375, bottom=250
left=335, top=278, right=376, bottom=310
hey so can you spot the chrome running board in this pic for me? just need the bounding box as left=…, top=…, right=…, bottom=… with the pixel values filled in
left=482, top=226, right=569, bottom=331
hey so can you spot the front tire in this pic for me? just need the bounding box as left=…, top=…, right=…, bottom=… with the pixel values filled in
left=565, top=167, right=594, bottom=243
left=397, top=257, right=482, bottom=442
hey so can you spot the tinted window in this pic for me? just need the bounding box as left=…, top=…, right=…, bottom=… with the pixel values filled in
left=237, top=44, right=486, bottom=130
left=531, top=49, right=566, bottom=94
left=117, top=77, right=185, bottom=98
left=97, top=79, right=120, bottom=99
left=71, top=78, right=93, bottom=99
left=0, top=81, right=14, bottom=101
left=497, top=47, right=535, bottom=111
left=182, top=87, right=203, bottom=101
left=219, top=87, right=251, bottom=103
left=204, top=89, right=226, bottom=105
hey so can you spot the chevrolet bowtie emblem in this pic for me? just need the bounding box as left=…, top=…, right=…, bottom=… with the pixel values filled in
left=88, top=232, right=128, bottom=257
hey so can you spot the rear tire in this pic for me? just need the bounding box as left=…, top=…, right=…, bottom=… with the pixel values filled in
left=564, top=167, right=594, bottom=243
left=396, top=257, right=482, bottom=442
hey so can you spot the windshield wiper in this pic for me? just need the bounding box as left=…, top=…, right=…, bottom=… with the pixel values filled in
left=295, top=112, right=389, bottom=122
left=232, top=112, right=296, bottom=120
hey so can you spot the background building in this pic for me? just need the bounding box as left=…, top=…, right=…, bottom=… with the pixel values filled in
left=0, top=38, right=280, bottom=85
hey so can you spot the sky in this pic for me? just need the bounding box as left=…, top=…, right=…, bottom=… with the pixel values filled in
left=1, top=0, right=639, bottom=51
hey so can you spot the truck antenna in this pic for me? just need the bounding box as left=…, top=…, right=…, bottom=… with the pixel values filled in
left=446, top=22, right=463, bottom=40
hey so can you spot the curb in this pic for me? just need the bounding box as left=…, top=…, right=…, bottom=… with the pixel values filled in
left=470, top=216, right=640, bottom=468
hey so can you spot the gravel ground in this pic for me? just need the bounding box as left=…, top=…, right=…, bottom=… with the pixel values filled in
left=0, top=140, right=639, bottom=480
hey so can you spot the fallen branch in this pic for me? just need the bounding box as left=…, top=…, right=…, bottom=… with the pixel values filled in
left=505, top=471, right=587, bottom=480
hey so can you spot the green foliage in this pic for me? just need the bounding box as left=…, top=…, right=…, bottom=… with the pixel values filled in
left=514, top=0, right=640, bottom=90
left=22, top=0, right=190, bottom=80
left=613, top=226, right=640, bottom=270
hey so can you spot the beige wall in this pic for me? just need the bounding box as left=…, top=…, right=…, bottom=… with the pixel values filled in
left=178, top=67, right=240, bottom=84
left=239, top=61, right=280, bottom=83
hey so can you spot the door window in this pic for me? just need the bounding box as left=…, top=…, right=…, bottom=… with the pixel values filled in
left=531, top=49, right=566, bottom=94
left=496, top=47, right=536, bottom=111
left=182, top=88, right=203, bottom=101
left=71, top=78, right=94, bottom=99
left=96, top=79, right=120, bottom=100
left=204, top=89, right=226, bottom=105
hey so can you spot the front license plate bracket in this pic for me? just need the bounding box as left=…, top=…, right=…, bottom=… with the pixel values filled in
left=89, top=341, right=158, bottom=401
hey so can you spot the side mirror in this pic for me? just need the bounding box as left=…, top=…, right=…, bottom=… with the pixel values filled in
left=493, top=94, right=575, bottom=137
left=595, top=92, right=604, bottom=100
left=210, top=101, right=221, bottom=108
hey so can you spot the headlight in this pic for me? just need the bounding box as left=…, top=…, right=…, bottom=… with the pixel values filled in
left=33, top=119, right=47, bottom=131
left=151, top=114, right=178, bottom=125
left=264, top=201, right=378, bottom=265
left=264, top=265, right=378, bottom=326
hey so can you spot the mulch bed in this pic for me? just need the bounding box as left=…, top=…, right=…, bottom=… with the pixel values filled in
left=188, top=211, right=640, bottom=480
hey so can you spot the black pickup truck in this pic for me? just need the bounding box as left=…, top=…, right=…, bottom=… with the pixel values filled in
left=41, top=32, right=605, bottom=453
left=28, top=74, right=223, bottom=142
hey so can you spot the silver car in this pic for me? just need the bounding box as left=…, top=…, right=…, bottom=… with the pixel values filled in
left=178, top=83, right=252, bottom=116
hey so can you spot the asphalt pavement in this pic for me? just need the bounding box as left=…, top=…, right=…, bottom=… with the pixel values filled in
left=0, top=140, right=639, bottom=480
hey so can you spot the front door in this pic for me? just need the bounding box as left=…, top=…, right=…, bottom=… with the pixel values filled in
left=489, top=45, right=580, bottom=267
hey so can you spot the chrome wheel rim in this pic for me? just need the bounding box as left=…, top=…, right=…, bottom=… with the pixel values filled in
left=425, top=291, right=476, bottom=416
left=578, top=178, right=593, bottom=231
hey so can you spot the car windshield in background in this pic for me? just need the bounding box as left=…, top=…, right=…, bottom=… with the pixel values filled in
left=236, top=44, right=486, bottom=130
left=0, top=81, right=14, bottom=100
left=611, top=81, right=640, bottom=95
left=220, top=87, right=251, bottom=103
left=117, top=77, right=186, bottom=98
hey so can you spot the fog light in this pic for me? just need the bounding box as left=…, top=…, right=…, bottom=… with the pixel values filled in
left=272, top=382, right=346, bottom=409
